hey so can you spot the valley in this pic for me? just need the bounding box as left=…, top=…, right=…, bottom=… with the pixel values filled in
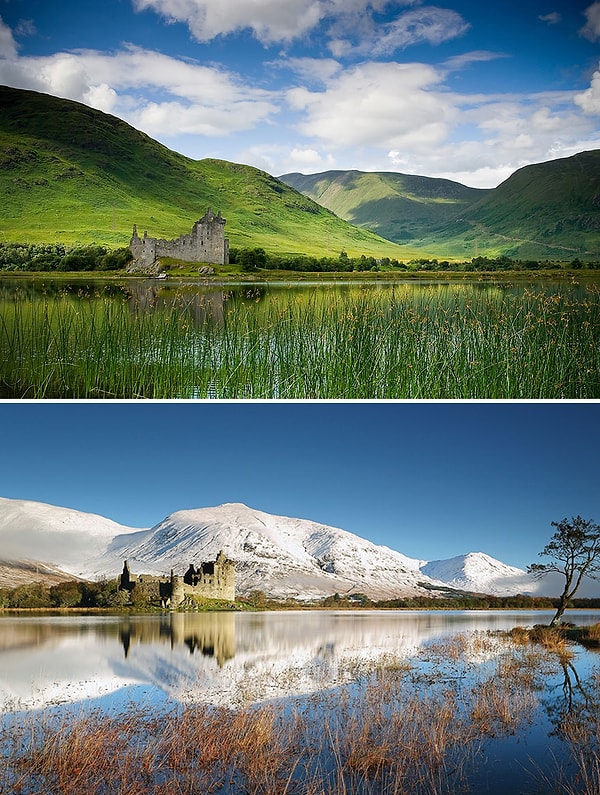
left=1, top=86, right=599, bottom=262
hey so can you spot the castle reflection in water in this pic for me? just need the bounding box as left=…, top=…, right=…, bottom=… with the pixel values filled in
left=119, top=612, right=236, bottom=668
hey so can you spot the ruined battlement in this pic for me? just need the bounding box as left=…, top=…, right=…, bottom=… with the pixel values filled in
left=119, top=551, right=235, bottom=607
left=128, top=209, right=229, bottom=272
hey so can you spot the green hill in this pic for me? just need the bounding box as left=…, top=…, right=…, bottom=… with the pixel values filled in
left=0, top=85, right=405, bottom=258
left=434, top=151, right=600, bottom=259
left=280, top=170, right=488, bottom=244
left=281, top=153, right=600, bottom=260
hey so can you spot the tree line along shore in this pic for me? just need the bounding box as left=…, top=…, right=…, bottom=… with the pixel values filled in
left=0, top=241, right=598, bottom=276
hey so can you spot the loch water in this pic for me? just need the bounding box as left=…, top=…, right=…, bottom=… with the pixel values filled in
left=1, top=609, right=600, bottom=794
left=1, top=608, right=599, bottom=709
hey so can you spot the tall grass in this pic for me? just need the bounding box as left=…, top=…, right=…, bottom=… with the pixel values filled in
left=2, top=631, right=597, bottom=795
left=1, top=282, right=598, bottom=398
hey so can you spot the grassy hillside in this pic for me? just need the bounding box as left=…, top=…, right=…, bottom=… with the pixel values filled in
left=280, top=170, right=487, bottom=243
left=0, top=86, right=407, bottom=258
left=281, top=154, right=600, bottom=260
left=433, top=151, right=600, bottom=259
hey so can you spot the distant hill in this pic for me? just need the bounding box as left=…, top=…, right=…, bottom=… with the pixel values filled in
left=437, top=152, right=600, bottom=259
left=0, top=85, right=403, bottom=258
left=0, top=559, right=83, bottom=587
left=280, top=170, right=488, bottom=245
left=281, top=152, right=600, bottom=259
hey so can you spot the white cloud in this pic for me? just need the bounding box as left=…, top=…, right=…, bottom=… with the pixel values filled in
left=329, top=5, right=470, bottom=58
left=277, top=57, right=342, bottom=85
left=131, top=96, right=276, bottom=136
left=132, top=0, right=327, bottom=43
left=14, top=18, right=37, bottom=38
left=416, top=130, right=600, bottom=188
left=574, top=64, right=600, bottom=115
left=38, top=53, right=92, bottom=100
left=85, top=83, right=119, bottom=114
left=539, top=12, right=561, bottom=25
left=236, top=142, right=337, bottom=177
left=131, top=0, right=464, bottom=54
left=278, top=58, right=600, bottom=186
left=288, top=61, right=455, bottom=149
left=287, top=146, right=336, bottom=169
left=0, top=16, right=19, bottom=60
left=0, top=44, right=279, bottom=137
left=581, top=1, right=600, bottom=41
left=442, top=50, right=508, bottom=72
left=388, top=148, right=517, bottom=188
left=396, top=92, right=598, bottom=186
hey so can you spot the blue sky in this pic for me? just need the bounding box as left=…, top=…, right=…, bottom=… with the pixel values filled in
left=0, top=401, right=598, bottom=570
left=1, top=0, right=599, bottom=186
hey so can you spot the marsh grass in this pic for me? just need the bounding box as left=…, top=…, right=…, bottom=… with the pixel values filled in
left=509, top=624, right=579, bottom=657
left=1, top=282, right=599, bottom=398
left=3, top=632, right=597, bottom=795
left=564, top=621, right=600, bottom=648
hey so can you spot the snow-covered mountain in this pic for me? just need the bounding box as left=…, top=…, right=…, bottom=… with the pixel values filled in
left=98, top=502, right=437, bottom=600
left=421, top=553, right=535, bottom=596
left=0, top=497, right=541, bottom=598
left=0, top=497, right=145, bottom=574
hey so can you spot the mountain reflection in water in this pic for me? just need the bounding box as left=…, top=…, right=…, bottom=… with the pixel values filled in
left=1, top=609, right=599, bottom=712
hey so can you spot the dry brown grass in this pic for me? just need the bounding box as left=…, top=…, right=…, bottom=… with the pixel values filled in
left=529, top=625, right=574, bottom=657
left=576, top=621, right=600, bottom=647
left=2, top=635, right=599, bottom=795
left=508, top=624, right=574, bottom=659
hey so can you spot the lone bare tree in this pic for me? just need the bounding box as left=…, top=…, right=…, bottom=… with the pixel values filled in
left=528, top=516, right=600, bottom=626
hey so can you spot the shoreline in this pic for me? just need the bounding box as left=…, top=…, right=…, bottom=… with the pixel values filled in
left=0, top=268, right=598, bottom=283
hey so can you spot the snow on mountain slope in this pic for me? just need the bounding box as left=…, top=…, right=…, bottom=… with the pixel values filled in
left=0, top=497, right=543, bottom=598
left=0, top=497, right=146, bottom=578
left=421, top=553, right=533, bottom=596
left=97, top=503, right=439, bottom=600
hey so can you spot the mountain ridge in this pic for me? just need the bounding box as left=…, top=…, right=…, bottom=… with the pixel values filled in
left=279, top=169, right=489, bottom=246
left=0, top=497, right=541, bottom=599
left=280, top=151, right=600, bottom=259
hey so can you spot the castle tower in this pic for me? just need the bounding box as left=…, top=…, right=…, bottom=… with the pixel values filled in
left=120, top=560, right=132, bottom=591
left=170, top=572, right=185, bottom=608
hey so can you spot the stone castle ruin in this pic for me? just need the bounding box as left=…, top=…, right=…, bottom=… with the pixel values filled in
left=128, top=209, right=229, bottom=272
left=119, top=551, right=235, bottom=607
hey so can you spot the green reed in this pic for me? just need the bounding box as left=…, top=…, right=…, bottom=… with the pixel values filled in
left=1, top=283, right=598, bottom=398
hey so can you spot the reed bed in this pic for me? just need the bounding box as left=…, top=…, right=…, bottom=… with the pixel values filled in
left=2, top=632, right=598, bottom=794
left=0, top=283, right=598, bottom=398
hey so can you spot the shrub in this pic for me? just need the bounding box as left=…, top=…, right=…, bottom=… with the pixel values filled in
left=58, top=246, right=108, bottom=271
left=100, top=247, right=133, bottom=270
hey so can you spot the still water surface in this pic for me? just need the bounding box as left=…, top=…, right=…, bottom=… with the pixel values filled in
left=1, top=276, right=595, bottom=323
left=2, top=609, right=599, bottom=711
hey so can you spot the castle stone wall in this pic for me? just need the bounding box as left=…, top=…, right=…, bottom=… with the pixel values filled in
left=179, top=551, right=235, bottom=604
left=120, top=552, right=235, bottom=607
left=129, top=209, right=229, bottom=272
